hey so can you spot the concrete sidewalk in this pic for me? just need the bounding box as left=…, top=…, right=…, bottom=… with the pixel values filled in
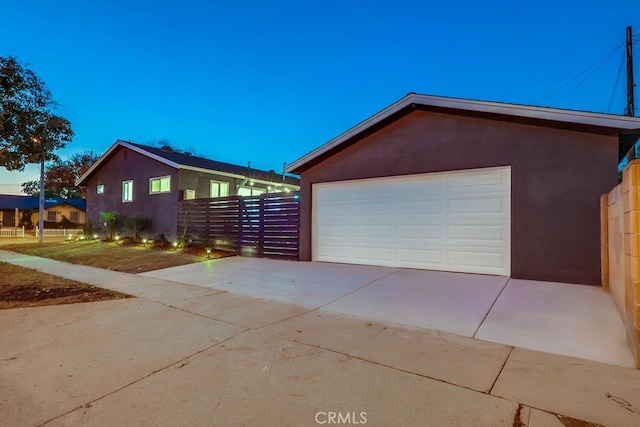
left=1, top=251, right=640, bottom=426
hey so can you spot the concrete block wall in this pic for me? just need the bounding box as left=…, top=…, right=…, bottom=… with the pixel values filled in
left=602, top=160, right=640, bottom=368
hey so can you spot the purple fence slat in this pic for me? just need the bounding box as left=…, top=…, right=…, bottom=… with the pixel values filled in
left=177, top=192, right=299, bottom=260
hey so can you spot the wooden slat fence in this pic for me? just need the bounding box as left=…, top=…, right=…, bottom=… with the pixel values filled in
left=177, top=192, right=299, bottom=260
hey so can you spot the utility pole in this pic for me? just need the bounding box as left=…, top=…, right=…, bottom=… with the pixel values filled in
left=627, top=26, right=635, bottom=116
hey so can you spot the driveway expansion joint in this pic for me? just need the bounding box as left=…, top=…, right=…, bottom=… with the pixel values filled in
left=473, top=277, right=511, bottom=339
left=314, top=268, right=404, bottom=310
left=488, top=346, right=515, bottom=395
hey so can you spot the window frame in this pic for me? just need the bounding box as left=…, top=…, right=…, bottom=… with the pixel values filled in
left=46, top=211, right=58, bottom=222
left=149, top=175, right=171, bottom=194
left=122, top=180, right=133, bottom=202
left=210, top=180, right=230, bottom=198
left=238, top=186, right=266, bottom=197
left=70, top=211, right=80, bottom=223
left=183, top=189, right=196, bottom=200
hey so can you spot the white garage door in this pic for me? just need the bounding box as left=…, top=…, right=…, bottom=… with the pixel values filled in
left=312, top=166, right=511, bottom=276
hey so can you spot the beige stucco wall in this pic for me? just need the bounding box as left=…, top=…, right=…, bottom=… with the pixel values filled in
left=31, top=205, right=86, bottom=225
left=602, top=159, right=640, bottom=368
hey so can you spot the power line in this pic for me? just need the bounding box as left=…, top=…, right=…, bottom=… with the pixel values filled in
left=607, top=49, right=626, bottom=113
left=536, top=41, right=625, bottom=104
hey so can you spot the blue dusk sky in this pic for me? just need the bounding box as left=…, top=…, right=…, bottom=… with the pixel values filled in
left=1, top=0, right=638, bottom=193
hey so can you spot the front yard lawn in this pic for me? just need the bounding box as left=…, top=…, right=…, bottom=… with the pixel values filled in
left=0, top=240, right=233, bottom=309
left=1, top=240, right=232, bottom=273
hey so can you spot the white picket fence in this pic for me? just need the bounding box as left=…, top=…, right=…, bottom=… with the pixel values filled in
left=0, top=227, right=25, bottom=237
left=35, top=228, right=83, bottom=238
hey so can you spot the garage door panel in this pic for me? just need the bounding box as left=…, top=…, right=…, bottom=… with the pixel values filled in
left=396, top=248, right=443, bottom=264
left=449, top=224, right=507, bottom=242
left=354, top=204, right=393, bottom=216
left=397, top=225, right=443, bottom=239
left=317, top=226, right=351, bottom=238
left=312, top=166, right=511, bottom=276
left=399, top=200, right=444, bottom=215
left=350, top=247, right=393, bottom=261
left=448, top=198, right=508, bottom=215
left=354, top=228, right=393, bottom=241
left=448, top=249, right=508, bottom=274
left=448, top=169, right=507, bottom=186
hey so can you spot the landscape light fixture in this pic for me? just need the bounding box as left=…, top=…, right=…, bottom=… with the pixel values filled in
left=143, top=238, right=147, bottom=247
left=93, top=234, right=98, bottom=240
left=206, top=248, right=212, bottom=259
left=173, top=242, right=178, bottom=251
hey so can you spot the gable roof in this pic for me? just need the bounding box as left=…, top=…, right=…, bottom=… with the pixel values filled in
left=0, top=195, right=86, bottom=211
left=286, top=93, right=640, bottom=174
left=77, top=140, right=300, bottom=187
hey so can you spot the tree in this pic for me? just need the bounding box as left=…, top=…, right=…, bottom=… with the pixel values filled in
left=0, top=56, right=73, bottom=171
left=100, top=211, right=120, bottom=241
left=21, top=151, right=99, bottom=198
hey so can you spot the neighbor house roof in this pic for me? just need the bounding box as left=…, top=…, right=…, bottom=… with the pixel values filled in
left=77, top=140, right=300, bottom=188
left=0, top=195, right=86, bottom=211
left=286, top=93, right=640, bottom=174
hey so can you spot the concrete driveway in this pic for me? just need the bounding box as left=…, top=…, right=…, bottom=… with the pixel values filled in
left=142, top=256, right=634, bottom=368
left=2, top=250, right=640, bottom=426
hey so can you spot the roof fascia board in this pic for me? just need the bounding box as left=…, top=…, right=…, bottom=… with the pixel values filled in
left=285, top=93, right=640, bottom=173
left=417, top=94, right=640, bottom=129
left=180, top=165, right=299, bottom=188
left=179, top=165, right=246, bottom=179
left=76, top=140, right=180, bottom=186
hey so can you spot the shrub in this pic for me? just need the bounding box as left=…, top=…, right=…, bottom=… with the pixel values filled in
left=126, top=215, right=153, bottom=242
left=99, top=211, right=121, bottom=241
left=81, top=219, right=100, bottom=239
left=153, top=233, right=170, bottom=249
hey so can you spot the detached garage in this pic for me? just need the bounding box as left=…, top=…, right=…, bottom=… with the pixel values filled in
left=286, top=94, right=640, bottom=285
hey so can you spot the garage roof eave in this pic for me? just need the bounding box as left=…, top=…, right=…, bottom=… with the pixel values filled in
left=285, top=93, right=640, bottom=174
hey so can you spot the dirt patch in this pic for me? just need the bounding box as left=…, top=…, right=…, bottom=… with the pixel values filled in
left=0, top=262, right=132, bottom=309
left=0, top=240, right=233, bottom=308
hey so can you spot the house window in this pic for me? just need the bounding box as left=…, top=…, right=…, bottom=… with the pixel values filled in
left=46, top=211, right=58, bottom=222
left=70, top=211, right=80, bottom=223
left=150, top=176, right=171, bottom=194
left=184, top=189, right=196, bottom=200
left=238, top=186, right=266, bottom=196
left=210, top=181, right=229, bottom=198
left=122, top=180, right=133, bottom=202
left=97, top=185, right=104, bottom=194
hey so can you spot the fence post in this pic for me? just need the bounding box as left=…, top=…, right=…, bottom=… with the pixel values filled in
left=258, top=196, right=266, bottom=257
left=237, top=196, right=245, bottom=255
